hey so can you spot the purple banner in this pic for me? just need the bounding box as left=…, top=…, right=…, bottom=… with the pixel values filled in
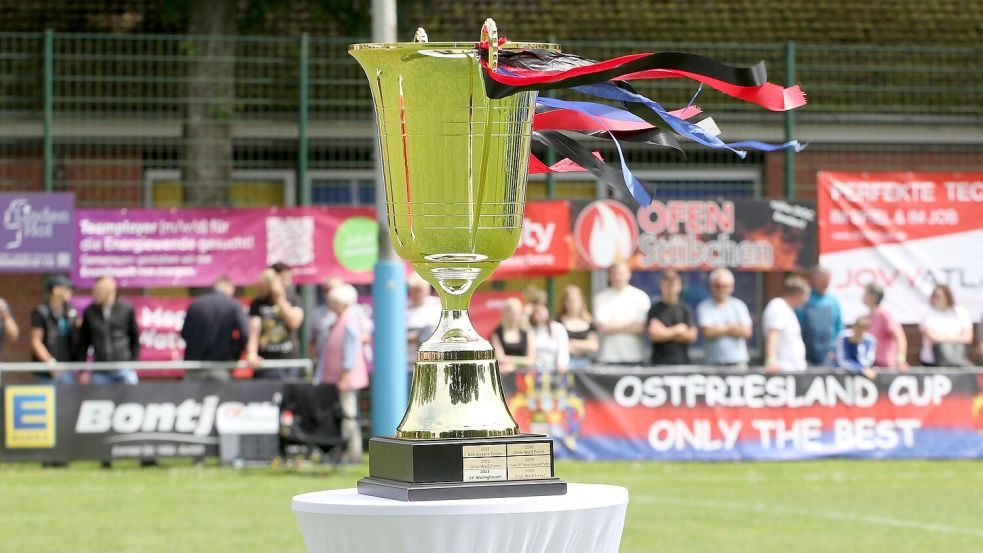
left=0, top=193, right=74, bottom=272
left=73, top=207, right=377, bottom=287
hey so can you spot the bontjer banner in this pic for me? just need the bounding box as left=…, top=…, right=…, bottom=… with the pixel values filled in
left=817, top=172, right=983, bottom=323
left=1, top=381, right=282, bottom=462
left=572, top=198, right=817, bottom=271
left=503, top=368, right=983, bottom=461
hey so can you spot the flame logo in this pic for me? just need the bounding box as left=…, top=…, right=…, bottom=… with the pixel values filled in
left=574, top=200, right=638, bottom=268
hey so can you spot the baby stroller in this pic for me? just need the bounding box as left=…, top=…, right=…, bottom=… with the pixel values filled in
left=277, top=383, right=347, bottom=466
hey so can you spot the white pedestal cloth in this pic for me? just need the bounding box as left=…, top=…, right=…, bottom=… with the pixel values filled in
left=292, top=483, right=629, bottom=553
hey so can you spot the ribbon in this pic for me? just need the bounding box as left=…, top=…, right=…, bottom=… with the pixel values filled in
left=480, top=49, right=806, bottom=111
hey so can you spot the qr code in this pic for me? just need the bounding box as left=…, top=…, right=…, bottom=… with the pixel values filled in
left=266, top=216, right=314, bottom=266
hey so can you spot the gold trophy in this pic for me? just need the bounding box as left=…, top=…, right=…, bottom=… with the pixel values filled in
left=351, top=20, right=566, bottom=501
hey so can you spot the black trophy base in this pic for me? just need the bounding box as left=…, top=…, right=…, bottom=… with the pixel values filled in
left=358, top=434, right=567, bottom=501
left=357, top=476, right=568, bottom=501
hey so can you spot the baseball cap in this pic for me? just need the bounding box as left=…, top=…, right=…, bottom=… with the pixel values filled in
left=46, top=274, right=73, bottom=291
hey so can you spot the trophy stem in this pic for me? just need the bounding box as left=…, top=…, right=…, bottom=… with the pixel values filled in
left=396, top=308, right=519, bottom=439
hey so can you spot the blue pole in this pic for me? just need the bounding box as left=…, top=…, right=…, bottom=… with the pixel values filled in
left=371, top=259, right=407, bottom=437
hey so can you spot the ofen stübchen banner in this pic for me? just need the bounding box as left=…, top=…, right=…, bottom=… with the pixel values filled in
left=502, top=368, right=983, bottom=461
left=73, top=203, right=570, bottom=288
left=817, top=172, right=983, bottom=324
left=571, top=198, right=817, bottom=271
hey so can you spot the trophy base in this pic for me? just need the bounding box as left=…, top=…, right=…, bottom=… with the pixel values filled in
left=357, top=476, right=568, bottom=502
left=358, top=434, right=567, bottom=501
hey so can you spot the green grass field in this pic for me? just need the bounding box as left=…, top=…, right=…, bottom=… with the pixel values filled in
left=2, top=459, right=981, bottom=553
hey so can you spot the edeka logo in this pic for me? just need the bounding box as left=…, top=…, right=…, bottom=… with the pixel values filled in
left=4, top=386, right=56, bottom=448
left=573, top=200, right=638, bottom=268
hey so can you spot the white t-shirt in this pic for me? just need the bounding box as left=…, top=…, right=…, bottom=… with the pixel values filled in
left=593, top=285, right=651, bottom=364
left=762, top=297, right=807, bottom=372
left=533, top=321, right=570, bottom=372
left=919, top=306, right=972, bottom=365
left=406, top=295, right=441, bottom=359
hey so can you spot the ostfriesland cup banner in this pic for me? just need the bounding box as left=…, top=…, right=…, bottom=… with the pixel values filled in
left=817, top=172, right=983, bottom=324
left=1, top=381, right=282, bottom=462
left=502, top=368, right=983, bottom=461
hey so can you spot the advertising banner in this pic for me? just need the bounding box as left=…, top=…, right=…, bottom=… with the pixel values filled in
left=0, top=381, right=282, bottom=461
left=494, top=200, right=571, bottom=279
left=0, top=193, right=74, bottom=272
left=74, top=206, right=378, bottom=287
left=503, top=368, right=983, bottom=461
left=572, top=198, right=817, bottom=271
left=817, top=172, right=983, bottom=323
left=73, top=202, right=572, bottom=287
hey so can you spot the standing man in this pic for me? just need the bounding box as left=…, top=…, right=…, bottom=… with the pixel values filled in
left=246, top=269, right=304, bottom=379
left=763, top=276, right=811, bottom=373
left=697, top=268, right=753, bottom=367
left=29, top=275, right=79, bottom=384
left=796, top=265, right=844, bottom=366
left=647, top=269, right=697, bottom=365
left=181, top=276, right=249, bottom=381
left=593, top=261, right=651, bottom=365
left=77, top=276, right=140, bottom=384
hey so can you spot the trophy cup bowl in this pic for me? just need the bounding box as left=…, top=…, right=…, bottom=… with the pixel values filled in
left=350, top=21, right=567, bottom=501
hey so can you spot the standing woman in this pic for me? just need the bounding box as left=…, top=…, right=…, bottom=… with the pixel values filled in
left=317, top=284, right=369, bottom=463
left=530, top=301, right=570, bottom=373
left=556, top=285, right=597, bottom=370
left=491, top=297, right=535, bottom=373
left=919, top=284, right=973, bottom=367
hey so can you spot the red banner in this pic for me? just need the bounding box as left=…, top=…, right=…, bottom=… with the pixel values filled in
left=493, top=200, right=572, bottom=279
left=817, top=172, right=983, bottom=323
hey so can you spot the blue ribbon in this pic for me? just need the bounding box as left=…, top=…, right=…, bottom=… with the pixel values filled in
left=537, top=96, right=653, bottom=205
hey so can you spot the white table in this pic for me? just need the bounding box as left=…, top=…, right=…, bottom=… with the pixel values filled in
left=292, top=483, right=629, bottom=553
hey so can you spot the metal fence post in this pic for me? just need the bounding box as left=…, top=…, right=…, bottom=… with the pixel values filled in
left=297, top=33, right=313, bottom=365
left=784, top=40, right=796, bottom=199
left=43, top=29, right=54, bottom=193
left=298, top=33, right=310, bottom=206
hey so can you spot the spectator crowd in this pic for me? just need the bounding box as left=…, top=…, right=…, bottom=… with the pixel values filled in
left=0, top=261, right=980, bottom=463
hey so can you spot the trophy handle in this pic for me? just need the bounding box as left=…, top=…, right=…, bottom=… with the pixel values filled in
left=481, top=18, right=499, bottom=70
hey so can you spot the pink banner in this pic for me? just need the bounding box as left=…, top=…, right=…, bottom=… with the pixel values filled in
left=69, top=291, right=520, bottom=378
left=74, top=207, right=377, bottom=287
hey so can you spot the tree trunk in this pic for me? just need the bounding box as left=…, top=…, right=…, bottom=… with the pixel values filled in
left=182, top=0, right=236, bottom=206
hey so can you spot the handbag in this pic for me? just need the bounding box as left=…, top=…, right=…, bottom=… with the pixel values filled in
left=932, top=342, right=971, bottom=367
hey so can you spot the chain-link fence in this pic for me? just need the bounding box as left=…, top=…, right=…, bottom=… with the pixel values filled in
left=1, top=32, right=980, bottom=207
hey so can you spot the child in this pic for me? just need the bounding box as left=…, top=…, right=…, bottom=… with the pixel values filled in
left=835, top=316, right=877, bottom=379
